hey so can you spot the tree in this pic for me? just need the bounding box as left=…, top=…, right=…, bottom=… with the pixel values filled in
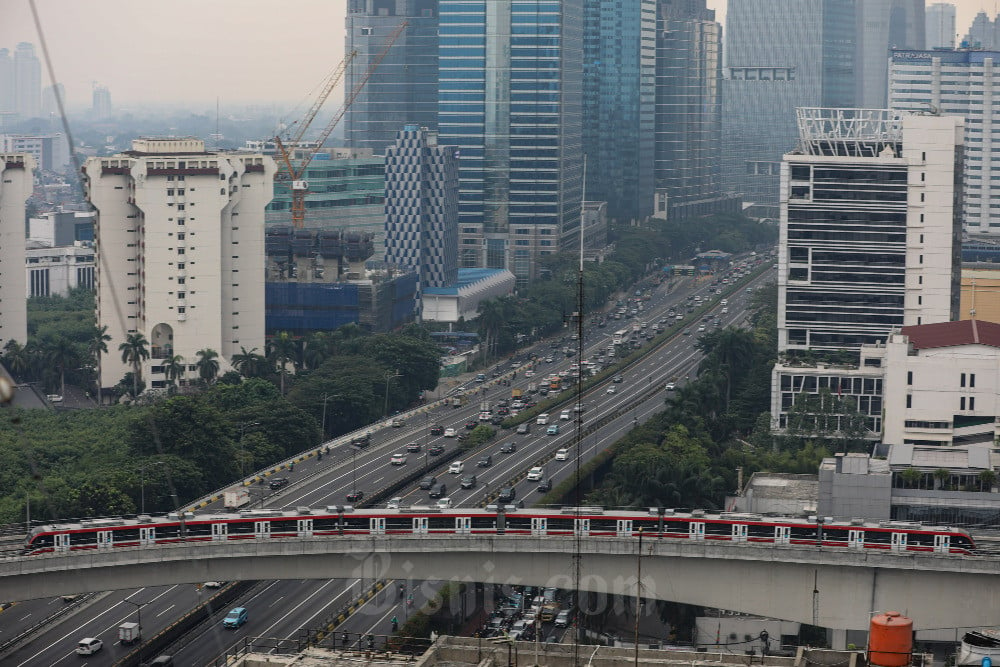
left=933, top=468, right=952, bottom=491
left=2, top=340, right=31, bottom=381
left=267, top=332, right=298, bottom=394
left=231, top=346, right=268, bottom=379
left=119, top=333, right=150, bottom=397
left=87, top=326, right=111, bottom=405
left=477, top=298, right=509, bottom=361
left=195, top=349, right=220, bottom=385
left=164, top=354, right=186, bottom=390
left=899, top=467, right=922, bottom=490
left=46, top=336, right=80, bottom=397
left=980, top=469, right=997, bottom=492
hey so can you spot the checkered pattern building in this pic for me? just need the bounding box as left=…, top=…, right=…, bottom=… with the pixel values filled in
left=384, top=126, right=459, bottom=299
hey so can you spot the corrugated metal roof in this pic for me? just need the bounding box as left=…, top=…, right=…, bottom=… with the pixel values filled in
left=901, top=319, right=1000, bottom=350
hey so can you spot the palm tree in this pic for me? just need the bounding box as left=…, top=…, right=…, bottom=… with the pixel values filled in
left=88, top=326, right=111, bottom=405
left=477, top=298, right=508, bottom=361
left=899, top=467, right=922, bottom=489
left=266, top=332, right=298, bottom=394
left=195, top=349, right=220, bottom=384
left=164, top=354, right=186, bottom=390
left=933, top=468, right=951, bottom=491
left=46, top=336, right=79, bottom=397
left=119, top=333, right=150, bottom=397
left=2, top=340, right=31, bottom=381
left=980, top=469, right=997, bottom=492
left=231, top=346, right=267, bottom=378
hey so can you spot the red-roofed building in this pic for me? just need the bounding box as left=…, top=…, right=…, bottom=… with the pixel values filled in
left=900, top=319, right=1000, bottom=351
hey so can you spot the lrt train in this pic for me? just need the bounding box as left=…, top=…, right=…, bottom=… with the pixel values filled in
left=23, top=506, right=976, bottom=556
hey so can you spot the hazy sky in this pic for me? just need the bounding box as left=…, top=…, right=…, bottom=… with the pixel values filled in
left=0, top=0, right=991, bottom=110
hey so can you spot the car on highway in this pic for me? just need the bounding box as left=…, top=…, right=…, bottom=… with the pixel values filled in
left=698, top=325, right=706, bottom=333
left=223, top=607, right=248, bottom=629
left=477, top=454, right=493, bottom=467
left=429, top=444, right=445, bottom=456
left=204, top=581, right=225, bottom=588
left=465, top=420, right=478, bottom=429
left=554, top=610, right=571, bottom=627
left=460, top=474, right=477, bottom=489
left=430, top=424, right=444, bottom=435
left=351, top=433, right=371, bottom=447
left=76, top=638, right=104, bottom=655
left=444, top=427, right=457, bottom=437
left=429, top=483, right=447, bottom=498
left=613, top=375, right=623, bottom=383
left=386, top=497, right=402, bottom=509
left=419, top=476, right=437, bottom=490
left=498, top=486, right=516, bottom=502
left=547, top=424, right=560, bottom=435
left=536, top=478, right=552, bottom=493
left=390, top=453, right=407, bottom=466
left=606, top=385, right=616, bottom=394
left=665, top=381, right=676, bottom=391
left=526, top=466, right=545, bottom=481
left=406, top=442, right=422, bottom=453
left=555, top=448, right=569, bottom=461
left=346, top=490, right=365, bottom=503
left=449, top=460, right=465, bottom=474
left=559, top=410, right=571, bottom=420
left=516, top=422, right=531, bottom=435
left=269, top=477, right=290, bottom=490
left=436, top=497, right=453, bottom=509
left=391, top=417, right=405, bottom=427
left=499, top=442, right=517, bottom=454
left=536, top=413, right=550, bottom=425
left=475, top=373, right=487, bottom=382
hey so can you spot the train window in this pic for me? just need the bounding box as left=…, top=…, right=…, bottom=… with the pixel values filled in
left=747, top=524, right=774, bottom=539
left=663, top=519, right=689, bottom=535
left=704, top=523, right=731, bottom=536
left=790, top=526, right=817, bottom=541
left=865, top=530, right=891, bottom=544
left=823, top=528, right=850, bottom=544
left=588, top=518, right=619, bottom=533
left=471, top=516, right=496, bottom=531
left=270, top=520, right=299, bottom=534
left=157, top=524, right=181, bottom=540
left=506, top=517, right=533, bottom=532
left=633, top=518, right=660, bottom=534
left=342, top=516, right=369, bottom=532
left=312, top=517, right=340, bottom=532
left=115, top=528, right=140, bottom=542
left=229, top=521, right=255, bottom=535
left=385, top=517, right=412, bottom=532
left=184, top=523, right=213, bottom=538
left=907, top=532, right=935, bottom=547
left=29, top=533, right=54, bottom=550
left=547, top=518, right=574, bottom=533
left=428, top=517, right=454, bottom=530
left=953, top=534, right=975, bottom=552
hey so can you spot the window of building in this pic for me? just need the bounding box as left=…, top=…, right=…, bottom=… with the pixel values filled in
left=906, top=394, right=912, bottom=409
left=177, top=232, right=185, bottom=240
left=907, top=371, right=913, bottom=385
left=178, top=248, right=185, bottom=255
left=961, top=373, right=966, bottom=387
left=177, top=204, right=185, bottom=210
left=961, top=396, right=966, bottom=410
left=178, top=263, right=185, bottom=270
left=970, top=373, right=976, bottom=388
left=178, top=277, right=185, bottom=284
left=361, top=26, right=373, bottom=35
left=178, top=307, right=186, bottom=314
left=177, top=292, right=185, bottom=299
left=167, top=189, right=175, bottom=196
left=970, top=397, right=976, bottom=410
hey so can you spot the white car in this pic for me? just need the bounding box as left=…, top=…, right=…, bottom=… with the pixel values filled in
left=444, top=427, right=457, bottom=438
left=390, top=453, right=407, bottom=466
left=204, top=581, right=226, bottom=588
left=526, top=466, right=545, bottom=481
left=524, top=370, right=535, bottom=377
left=721, top=299, right=728, bottom=305
left=721, top=307, right=729, bottom=314
left=536, top=413, right=550, bottom=425
left=449, top=460, right=464, bottom=474
left=386, top=497, right=402, bottom=509
left=436, top=497, right=453, bottom=509
left=605, top=385, right=616, bottom=394
left=555, top=448, right=569, bottom=461
left=665, top=382, right=676, bottom=391
left=76, top=638, right=103, bottom=655
left=560, top=410, right=571, bottom=421
left=697, top=326, right=706, bottom=332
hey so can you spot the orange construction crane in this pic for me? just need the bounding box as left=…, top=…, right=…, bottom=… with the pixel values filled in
left=275, top=20, right=408, bottom=229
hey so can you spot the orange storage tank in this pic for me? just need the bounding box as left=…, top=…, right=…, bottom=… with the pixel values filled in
left=869, top=612, right=913, bottom=667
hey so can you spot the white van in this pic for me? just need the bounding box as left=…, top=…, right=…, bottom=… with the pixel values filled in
left=526, top=466, right=545, bottom=481
left=536, top=413, right=550, bottom=425
left=448, top=461, right=464, bottom=474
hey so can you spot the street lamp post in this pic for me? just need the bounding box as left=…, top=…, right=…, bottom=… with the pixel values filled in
left=124, top=596, right=149, bottom=660
left=383, top=370, right=401, bottom=419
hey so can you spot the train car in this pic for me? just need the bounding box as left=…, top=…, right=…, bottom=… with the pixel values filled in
left=24, top=506, right=976, bottom=557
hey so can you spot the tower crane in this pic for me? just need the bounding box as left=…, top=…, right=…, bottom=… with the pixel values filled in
left=275, top=20, right=409, bottom=229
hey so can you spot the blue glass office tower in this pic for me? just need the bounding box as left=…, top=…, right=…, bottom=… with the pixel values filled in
left=582, top=0, right=655, bottom=223
left=438, top=0, right=584, bottom=287
left=345, top=1, right=440, bottom=155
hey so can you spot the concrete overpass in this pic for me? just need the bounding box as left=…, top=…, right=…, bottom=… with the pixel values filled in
left=4, top=535, right=1000, bottom=633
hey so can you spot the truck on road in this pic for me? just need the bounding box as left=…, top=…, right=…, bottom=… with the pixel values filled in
left=451, top=396, right=463, bottom=408
left=224, top=489, right=251, bottom=509
left=118, top=622, right=141, bottom=645
left=511, top=388, right=523, bottom=400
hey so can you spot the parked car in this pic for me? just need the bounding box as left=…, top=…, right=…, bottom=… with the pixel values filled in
left=554, top=610, right=571, bottom=627
left=346, top=490, right=364, bottom=502
left=76, top=638, right=104, bottom=655
left=429, top=444, right=445, bottom=456
left=460, top=474, right=477, bottom=489
left=204, top=581, right=226, bottom=588
left=477, top=454, right=493, bottom=467
left=390, top=453, right=407, bottom=466
left=430, top=424, right=444, bottom=435
left=419, top=476, right=437, bottom=490
left=223, top=607, right=248, bottom=629
left=268, top=477, right=290, bottom=490
left=406, top=442, right=422, bottom=453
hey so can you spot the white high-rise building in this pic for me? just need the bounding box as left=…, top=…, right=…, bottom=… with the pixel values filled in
left=13, top=43, right=40, bottom=120
left=890, top=50, right=1000, bottom=236
left=778, top=109, right=963, bottom=354
left=84, top=138, right=275, bottom=393
left=925, top=3, right=957, bottom=49
left=0, top=153, right=35, bottom=350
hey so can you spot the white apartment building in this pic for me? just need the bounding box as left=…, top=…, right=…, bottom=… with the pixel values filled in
left=0, top=152, right=35, bottom=350
left=779, top=109, right=962, bottom=353
left=890, top=50, right=1000, bottom=236
left=84, top=138, right=274, bottom=392
left=25, top=243, right=95, bottom=297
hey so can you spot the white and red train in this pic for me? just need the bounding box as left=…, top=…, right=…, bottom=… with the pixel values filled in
left=23, top=506, right=976, bottom=556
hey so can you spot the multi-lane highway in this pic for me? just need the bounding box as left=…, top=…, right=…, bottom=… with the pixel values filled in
left=3, top=257, right=773, bottom=666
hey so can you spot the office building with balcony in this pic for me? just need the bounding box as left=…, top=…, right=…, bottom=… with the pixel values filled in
left=778, top=109, right=962, bottom=354
left=438, top=0, right=583, bottom=287
left=83, top=138, right=275, bottom=392
left=0, top=152, right=34, bottom=350
left=345, top=0, right=440, bottom=155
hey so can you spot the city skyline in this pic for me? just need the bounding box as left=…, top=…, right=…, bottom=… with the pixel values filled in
left=1, top=1, right=988, bottom=110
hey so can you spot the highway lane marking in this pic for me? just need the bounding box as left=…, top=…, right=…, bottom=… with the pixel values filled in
left=155, top=604, right=175, bottom=617
left=256, top=579, right=349, bottom=640
left=19, top=613, right=31, bottom=621
left=268, top=596, right=286, bottom=608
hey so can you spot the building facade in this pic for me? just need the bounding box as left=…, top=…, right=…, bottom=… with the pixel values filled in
left=654, top=0, right=727, bottom=221
left=964, top=12, right=998, bottom=49
left=926, top=3, right=957, bottom=50
left=0, top=49, right=12, bottom=117
left=384, top=125, right=458, bottom=299
left=345, top=0, right=440, bottom=155
left=25, top=243, right=95, bottom=298
left=92, top=85, right=112, bottom=120
left=438, top=0, right=584, bottom=287
left=890, top=50, right=1000, bottom=237
left=84, top=138, right=275, bottom=392
left=582, top=0, right=655, bottom=223
left=0, top=153, right=35, bottom=350
left=13, top=43, right=40, bottom=120
left=0, top=134, right=70, bottom=172
left=853, top=0, right=924, bottom=109
left=778, top=109, right=962, bottom=353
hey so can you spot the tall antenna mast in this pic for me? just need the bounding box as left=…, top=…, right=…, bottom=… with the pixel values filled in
left=573, top=155, right=587, bottom=667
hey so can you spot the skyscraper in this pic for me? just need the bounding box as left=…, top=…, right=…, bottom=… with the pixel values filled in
left=963, top=12, right=996, bottom=49
left=41, top=84, right=63, bottom=118
left=84, top=138, right=275, bottom=393
left=384, top=125, right=459, bottom=306
left=0, top=49, right=13, bottom=117
left=582, top=0, right=655, bottom=223
left=438, top=0, right=583, bottom=287
left=926, top=3, right=957, bottom=49
left=654, top=0, right=727, bottom=220
left=92, top=85, right=112, bottom=120
left=890, top=49, right=1000, bottom=237
left=13, top=42, right=40, bottom=120
left=345, top=0, right=440, bottom=155
left=854, top=0, right=924, bottom=108
left=778, top=109, right=962, bottom=353
left=0, top=152, right=35, bottom=350
left=722, top=0, right=854, bottom=217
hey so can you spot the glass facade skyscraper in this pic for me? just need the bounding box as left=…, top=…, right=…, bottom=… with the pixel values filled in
left=438, top=0, right=583, bottom=287
left=583, top=0, right=655, bottom=223
left=345, top=0, right=440, bottom=155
